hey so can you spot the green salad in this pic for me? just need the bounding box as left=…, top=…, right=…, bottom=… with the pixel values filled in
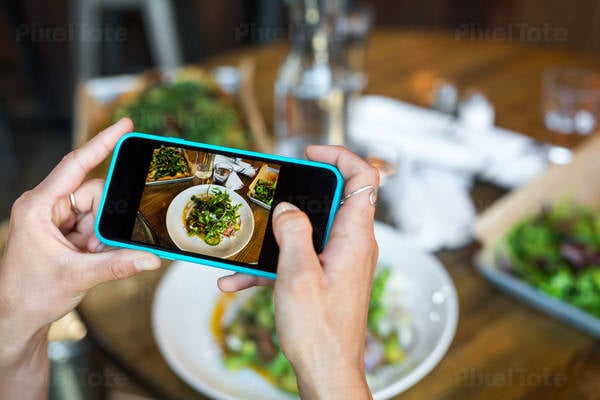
left=252, top=179, right=276, bottom=206
left=148, top=146, right=190, bottom=180
left=184, top=187, right=241, bottom=246
left=114, top=81, right=248, bottom=147
left=217, top=267, right=408, bottom=394
left=502, top=202, right=600, bottom=317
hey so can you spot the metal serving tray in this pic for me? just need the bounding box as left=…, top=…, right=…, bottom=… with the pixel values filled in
left=474, top=249, right=600, bottom=339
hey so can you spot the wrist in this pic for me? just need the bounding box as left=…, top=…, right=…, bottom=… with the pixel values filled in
left=0, top=326, right=49, bottom=400
left=0, top=325, right=48, bottom=366
left=0, top=284, right=48, bottom=366
left=292, top=356, right=371, bottom=400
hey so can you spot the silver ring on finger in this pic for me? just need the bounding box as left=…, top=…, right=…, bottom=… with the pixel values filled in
left=69, top=192, right=81, bottom=215
left=340, top=185, right=378, bottom=207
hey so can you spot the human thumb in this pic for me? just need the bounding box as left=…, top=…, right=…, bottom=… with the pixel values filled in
left=271, top=202, right=320, bottom=279
left=77, top=249, right=161, bottom=289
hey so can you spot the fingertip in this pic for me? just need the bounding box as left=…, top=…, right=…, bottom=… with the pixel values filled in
left=98, top=117, right=134, bottom=144
left=88, top=238, right=105, bottom=253
left=217, top=273, right=249, bottom=292
left=118, top=116, right=134, bottom=130
left=113, top=249, right=160, bottom=271
left=304, top=144, right=328, bottom=161
left=217, top=275, right=237, bottom=292
left=217, top=273, right=271, bottom=292
left=305, top=145, right=318, bottom=159
left=272, top=201, right=299, bottom=219
left=272, top=203, right=312, bottom=237
left=134, top=253, right=161, bottom=271
left=305, top=144, right=345, bottom=161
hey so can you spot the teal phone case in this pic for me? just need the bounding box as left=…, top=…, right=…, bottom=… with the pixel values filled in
left=95, top=132, right=344, bottom=279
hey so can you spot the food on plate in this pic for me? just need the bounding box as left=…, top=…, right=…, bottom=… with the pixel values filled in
left=213, top=267, right=411, bottom=394
left=146, top=146, right=191, bottom=182
left=366, top=268, right=411, bottom=373
left=251, top=179, right=277, bottom=206
left=183, top=187, right=242, bottom=246
left=499, top=202, right=600, bottom=317
left=248, top=166, right=279, bottom=208
left=113, top=79, right=249, bottom=147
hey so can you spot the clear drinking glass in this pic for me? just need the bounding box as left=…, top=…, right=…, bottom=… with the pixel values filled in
left=335, top=2, right=374, bottom=93
left=542, top=67, right=600, bottom=164
left=213, top=162, right=233, bottom=184
left=274, top=0, right=371, bottom=158
left=195, top=152, right=215, bottom=179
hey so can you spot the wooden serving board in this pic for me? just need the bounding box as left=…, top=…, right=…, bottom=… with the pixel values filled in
left=475, top=136, right=600, bottom=248
left=72, top=60, right=272, bottom=154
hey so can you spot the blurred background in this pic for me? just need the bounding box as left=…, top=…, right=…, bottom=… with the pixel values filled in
left=1, top=0, right=599, bottom=220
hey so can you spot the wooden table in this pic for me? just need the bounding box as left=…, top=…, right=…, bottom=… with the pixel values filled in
left=77, top=29, right=600, bottom=399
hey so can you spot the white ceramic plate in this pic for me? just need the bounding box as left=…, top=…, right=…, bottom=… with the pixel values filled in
left=165, top=185, right=254, bottom=259
left=152, top=222, right=458, bottom=400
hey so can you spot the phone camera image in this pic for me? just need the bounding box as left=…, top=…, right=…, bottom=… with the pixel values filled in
left=97, top=134, right=343, bottom=276
left=134, top=145, right=281, bottom=265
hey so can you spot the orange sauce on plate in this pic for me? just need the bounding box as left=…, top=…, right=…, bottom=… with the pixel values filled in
left=210, top=293, right=276, bottom=384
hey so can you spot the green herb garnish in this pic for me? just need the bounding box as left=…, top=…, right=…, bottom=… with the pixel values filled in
left=185, top=187, right=241, bottom=246
left=149, top=146, right=189, bottom=180
left=253, top=179, right=276, bottom=206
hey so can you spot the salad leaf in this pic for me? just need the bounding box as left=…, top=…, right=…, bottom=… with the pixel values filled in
left=148, top=146, right=189, bottom=180
left=185, top=187, right=241, bottom=245
left=252, top=179, right=276, bottom=206
left=114, top=81, right=248, bottom=147
left=502, top=202, right=600, bottom=317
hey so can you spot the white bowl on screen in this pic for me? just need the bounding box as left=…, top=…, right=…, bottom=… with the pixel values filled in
left=165, top=184, right=254, bottom=259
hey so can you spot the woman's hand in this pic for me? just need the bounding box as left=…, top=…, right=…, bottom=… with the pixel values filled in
left=0, top=118, right=160, bottom=399
left=219, top=145, right=379, bottom=399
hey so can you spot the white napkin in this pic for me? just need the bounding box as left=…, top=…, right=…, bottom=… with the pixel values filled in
left=383, top=157, right=475, bottom=250
left=350, top=95, right=547, bottom=251
left=457, top=125, right=546, bottom=188
left=225, top=171, right=244, bottom=191
left=350, top=96, right=546, bottom=188
left=351, top=96, right=484, bottom=172
left=214, top=155, right=256, bottom=177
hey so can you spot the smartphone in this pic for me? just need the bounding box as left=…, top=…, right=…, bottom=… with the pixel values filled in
left=95, top=132, right=344, bottom=279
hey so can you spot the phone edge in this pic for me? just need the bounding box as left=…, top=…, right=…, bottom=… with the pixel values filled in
left=94, top=131, right=344, bottom=278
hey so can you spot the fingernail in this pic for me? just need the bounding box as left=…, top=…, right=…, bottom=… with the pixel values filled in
left=95, top=243, right=106, bottom=253
left=273, top=202, right=299, bottom=218
left=134, top=257, right=158, bottom=271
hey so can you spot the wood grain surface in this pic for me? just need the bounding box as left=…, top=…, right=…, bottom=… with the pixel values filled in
left=75, top=29, right=600, bottom=400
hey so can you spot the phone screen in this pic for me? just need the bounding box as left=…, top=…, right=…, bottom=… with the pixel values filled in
left=98, top=135, right=341, bottom=275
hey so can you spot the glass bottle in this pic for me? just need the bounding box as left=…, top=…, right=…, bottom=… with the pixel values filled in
left=274, top=0, right=356, bottom=158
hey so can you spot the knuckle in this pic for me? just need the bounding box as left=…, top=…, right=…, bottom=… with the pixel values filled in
left=10, top=198, right=23, bottom=219
left=370, top=240, right=379, bottom=269
left=286, top=270, right=316, bottom=293
left=61, top=150, right=77, bottom=164
left=278, top=211, right=312, bottom=235
left=89, top=178, right=105, bottom=204
left=62, top=149, right=85, bottom=170
left=90, top=178, right=105, bottom=187
left=334, top=230, right=377, bottom=262
left=365, top=165, right=380, bottom=187
left=10, top=190, right=36, bottom=221
left=107, top=260, right=132, bottom=281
